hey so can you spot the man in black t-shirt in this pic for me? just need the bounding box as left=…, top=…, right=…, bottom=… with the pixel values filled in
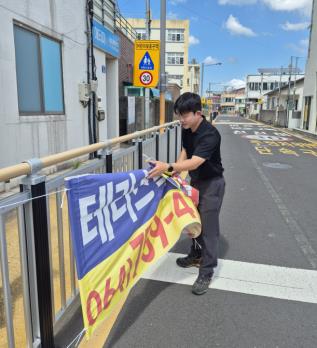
left=148, top=92, right=225, bottom=295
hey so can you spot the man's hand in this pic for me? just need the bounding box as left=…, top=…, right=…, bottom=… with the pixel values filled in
left=147, top=161, right=169, bottom=179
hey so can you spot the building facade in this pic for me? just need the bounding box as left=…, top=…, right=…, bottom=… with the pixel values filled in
left=245, top=69, right=304, bottom=118
left=301, top=0, right=317, bottom=133
left=262, top=78, right=304, bottom=128
left=0, top=0, right=124, bottom=170
left=187, top=59, right=200, bottom=94
left=127, top=18, right=190, bottom=93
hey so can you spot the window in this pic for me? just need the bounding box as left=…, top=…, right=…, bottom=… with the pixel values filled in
left=14, top=24, right=64, bottom=114
left=167, top=29, right=184, bottom=42
left=136, top=29, right=147, bottom=40
left=263, top=82, right=268, bottom=91
left=166, top=52, right=184, bottom=65
left=168, top=74, right=183, bottom=86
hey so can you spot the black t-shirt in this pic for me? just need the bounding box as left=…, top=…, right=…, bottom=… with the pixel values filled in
left=182, top=117, right=224, bottom=181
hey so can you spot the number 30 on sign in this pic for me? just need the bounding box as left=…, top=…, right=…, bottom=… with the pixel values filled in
left=140, top=72, right=153, bottom=85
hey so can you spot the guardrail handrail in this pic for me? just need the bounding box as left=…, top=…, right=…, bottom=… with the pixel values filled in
left=0, top=121, right=178, bottom=183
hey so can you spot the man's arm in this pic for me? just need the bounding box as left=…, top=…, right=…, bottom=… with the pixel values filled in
left=147, top=155, right=205, bottom=179
left=176, top=148, right=187, bottom=163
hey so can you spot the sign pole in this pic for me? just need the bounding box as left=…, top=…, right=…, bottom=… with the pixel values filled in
left=159, top=0, right=166, bottom=127
left=145, top=0, right=151, bottom=129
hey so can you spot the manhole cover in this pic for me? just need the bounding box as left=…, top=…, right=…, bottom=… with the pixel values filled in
left=263, top=162, right=292, bottom=169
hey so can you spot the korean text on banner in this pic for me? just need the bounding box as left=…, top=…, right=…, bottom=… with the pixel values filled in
left=65, top=170, right=201, bottom=338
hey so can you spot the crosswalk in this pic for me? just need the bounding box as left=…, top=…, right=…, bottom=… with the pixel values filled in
left=142, top=252, right=317, bottom=304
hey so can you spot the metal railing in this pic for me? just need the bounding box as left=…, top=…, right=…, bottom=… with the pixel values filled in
left=0, top=121, right=180, bottom=348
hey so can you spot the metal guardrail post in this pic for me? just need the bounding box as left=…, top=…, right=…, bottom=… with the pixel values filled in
left=0, top=214, right=15, bottom=348
left=21, top=159, right=54, bottom=348
left=104, top=149, right=113, bottom=173
left=175, top=126, right=178, bottom=162
left=167, top=127, right=170, bottom=163
left=137, top=138, right=143, bottom=169
left=155, top=132, right=160, bottom=160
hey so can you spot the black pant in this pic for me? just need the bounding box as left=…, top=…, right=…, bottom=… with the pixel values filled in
left=190, top=176, right=225, bottom=278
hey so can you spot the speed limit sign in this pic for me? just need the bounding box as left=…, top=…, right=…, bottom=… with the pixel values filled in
left=139, top=71, right=153, bottom=86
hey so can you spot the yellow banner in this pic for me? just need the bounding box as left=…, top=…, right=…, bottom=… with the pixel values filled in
left=79, top=189, right=200, bottom=338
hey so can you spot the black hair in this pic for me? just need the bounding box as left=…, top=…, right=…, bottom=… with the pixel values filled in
left=173, top=92, right=202, bottom=115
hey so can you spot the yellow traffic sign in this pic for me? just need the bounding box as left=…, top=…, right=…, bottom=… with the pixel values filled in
left=133, top=40, right=160, bottom=88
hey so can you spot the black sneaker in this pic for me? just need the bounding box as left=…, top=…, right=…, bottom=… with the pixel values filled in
left=192, top=275, right=212, bottom=295
left=176, top=255, right=201, bottom=268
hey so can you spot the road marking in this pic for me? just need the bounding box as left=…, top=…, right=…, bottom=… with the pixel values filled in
left=215, top=122, right=255, bottom=125
left=248, top=119, right=317, bottom=144
left=249, top=154, right=317, bottom=269
left=142, top=252, right=317, bottom=304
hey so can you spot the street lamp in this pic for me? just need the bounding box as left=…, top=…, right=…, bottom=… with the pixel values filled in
left=200, top=61, right=222, bottom=97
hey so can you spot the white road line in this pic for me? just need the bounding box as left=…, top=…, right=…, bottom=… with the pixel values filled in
left=142, top=252, right=317, bottom=304
left=249, top=154, right=317, bottom=269
left=215, top=122, right=255, bottom=125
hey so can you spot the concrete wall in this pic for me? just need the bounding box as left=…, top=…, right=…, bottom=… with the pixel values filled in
left=259, top=110, right=287, bottom=127
left=0, top=0, right=89, bottom=168
left=118, top=30, right=134, bottom=96
left=302, top=1, right=317, bottom=133
left=0, top=0, right=120, bottom=170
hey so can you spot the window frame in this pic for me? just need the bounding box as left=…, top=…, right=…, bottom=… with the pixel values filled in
left=13, top=22, right=65, bottom=116
left=166, top=29, right=184, bottom=42
left=166, top=52, right=184, bottom=65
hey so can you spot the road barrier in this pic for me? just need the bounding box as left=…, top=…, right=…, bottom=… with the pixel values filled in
left=0, top=121, right=180, bottom=348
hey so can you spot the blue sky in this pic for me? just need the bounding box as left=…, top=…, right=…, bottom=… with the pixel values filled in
left=117, top=0, right=312, bottom=92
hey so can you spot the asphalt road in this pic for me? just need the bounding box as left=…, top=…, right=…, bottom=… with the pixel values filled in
left=103, top=115, right=317, bottom=348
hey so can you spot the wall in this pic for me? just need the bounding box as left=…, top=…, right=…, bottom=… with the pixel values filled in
left=302, top=1, right=317, bottom=132
left=118, top=30, right=134, bottom=96
left=0, top=0, right=88, bottom=169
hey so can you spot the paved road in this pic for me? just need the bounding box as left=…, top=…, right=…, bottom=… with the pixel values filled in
left=102, top=115, right=317, bottom=348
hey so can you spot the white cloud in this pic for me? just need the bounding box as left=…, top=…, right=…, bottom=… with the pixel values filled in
left=263, top=0, right=312, bottom=15
left=219, top=0, right=256, bottom=4
left=227, top=79, right=246, bottom=89
left=167, top=11, right=179, bottom=19
left=189, top=35, right=200, bottom=45
left=225, top=15, right=256, bottom=37
left=287, top=38, right=309, bottom=54
left=203, top=56, right=220, bottom=65
left=219, top=0, right=313, bottom=16
left=281, top=21, right=310, bottom=31
left=170, top=0, right=186, bottom=5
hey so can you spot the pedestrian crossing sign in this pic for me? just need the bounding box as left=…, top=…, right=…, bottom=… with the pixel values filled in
left=133, top=40, right=160, bottom=88
left=139, top=52, right=154, bottom=70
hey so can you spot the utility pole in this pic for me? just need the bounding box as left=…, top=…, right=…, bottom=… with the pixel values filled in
left=144, top=0, right=151, bottom=129
left=200, top=62, right=205, bottom=96
left=286, top=57, right=293, bottom=127
left=276, top=66, right=283, bottom=123
left=159, top=0, right=166, bottom=126
left=292, top=56, right=299, bottom=112
left=259, top=72, right=263, bottom=112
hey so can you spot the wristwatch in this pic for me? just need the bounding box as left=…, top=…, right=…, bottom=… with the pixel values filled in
left=167, top=164, right=174, bottom=173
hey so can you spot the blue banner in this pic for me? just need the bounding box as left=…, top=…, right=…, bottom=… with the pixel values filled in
left=65, top=169, right=201, bottom=338
left=92, top=19, right=120, bottom=57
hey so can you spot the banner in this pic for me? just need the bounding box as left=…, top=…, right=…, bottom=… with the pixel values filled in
left=65, top=169, right=201, bottom=338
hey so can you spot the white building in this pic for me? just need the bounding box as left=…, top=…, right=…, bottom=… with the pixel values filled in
left=262, top=78, right=304, bottom=128
left=301, top=0, right=317, bottom=134
left=0, top=0, right=120, bottom=170
left=246, top=69, right=304, bottom=117
left=187, top=59, right=200, bottom=94
left=128, top=19, right=189, bottom=93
